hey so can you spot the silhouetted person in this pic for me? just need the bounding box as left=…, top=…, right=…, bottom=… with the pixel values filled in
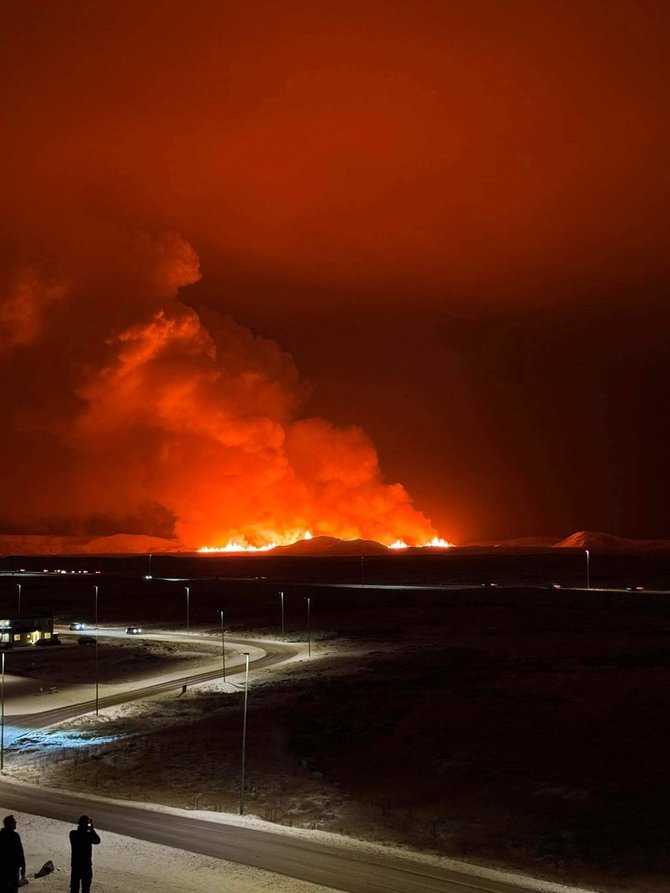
left=69, top=815, right=100, bottom=893
left=0, top=815, right=26, bottom=893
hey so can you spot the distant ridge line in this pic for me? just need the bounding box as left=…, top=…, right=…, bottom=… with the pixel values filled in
left=0, top=530, right=669, bottom=556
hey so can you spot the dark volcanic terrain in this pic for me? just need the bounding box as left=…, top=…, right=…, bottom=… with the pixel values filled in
left=2, top=550, right=670, bottom=892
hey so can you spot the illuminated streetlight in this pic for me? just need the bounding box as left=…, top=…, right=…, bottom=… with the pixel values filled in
left=585, top=549, right=590, bottom=590
left=94, top=585, right=99, bottom=715
left=218, top=610, right=226, bottom=682
left=185, top=586, right=190, bottom=634
left=279, top=591, right=285, bottom=642
left=239, top=652, right=250, bottom=815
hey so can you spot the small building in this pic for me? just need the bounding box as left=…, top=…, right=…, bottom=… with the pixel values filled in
left=0, top=613, right=54, bottom=647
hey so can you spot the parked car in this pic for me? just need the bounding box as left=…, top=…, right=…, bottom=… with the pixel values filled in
left=36, top=636, right=61, bottom=646
left=126, top=626, right=143, bottom=635
left=78, top=635, right=96, bottom=645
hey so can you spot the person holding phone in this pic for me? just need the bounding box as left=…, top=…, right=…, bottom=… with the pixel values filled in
left=69, top=815, right=100, bottom=893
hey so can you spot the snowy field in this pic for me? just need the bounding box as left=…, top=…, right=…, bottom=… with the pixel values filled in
left=7, top=810, right=336, bottom=893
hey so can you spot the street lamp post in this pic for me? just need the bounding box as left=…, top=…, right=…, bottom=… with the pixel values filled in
left=279, top=591, right=285, bottom=642
left=586, top=549, right=590, bottom=591
left=1, top=650, right=5, bottom=772
left=185, top=586, right=190, bottom=634
left=94, top=585, right=99, bottom=715
left=239, top=652, right=250, bottom=815
left=306, top=596, right=311, bottom=659
left=218, top=610, right=226, bottom=682
left=16, top=584, right=21, bottom=615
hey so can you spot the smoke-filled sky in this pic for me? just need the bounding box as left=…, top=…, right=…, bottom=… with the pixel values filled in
left=1, top=0, right=669, bottom=545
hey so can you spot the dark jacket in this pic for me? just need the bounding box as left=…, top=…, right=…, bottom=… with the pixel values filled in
left=0, top=827, right=25, bottom=875
left=69, top=827, right=101, bottom=867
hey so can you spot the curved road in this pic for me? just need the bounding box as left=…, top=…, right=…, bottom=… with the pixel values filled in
left=10, top=636, right=296, bottom=732
left=0, top=632, right=578, bottom=893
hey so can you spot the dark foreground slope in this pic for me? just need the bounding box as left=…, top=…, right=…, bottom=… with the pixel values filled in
left=4, top=554, right=670, bottom=891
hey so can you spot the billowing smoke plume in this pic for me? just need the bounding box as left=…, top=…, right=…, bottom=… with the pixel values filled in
left=0, top=231, right=435, bottom=548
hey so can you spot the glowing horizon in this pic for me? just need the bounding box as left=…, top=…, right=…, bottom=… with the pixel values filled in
left=198, top=531, right=454, bottom=553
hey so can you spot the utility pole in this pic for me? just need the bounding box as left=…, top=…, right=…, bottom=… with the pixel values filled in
left=94, top=585, right=99, bottom=715
left=218, top=610, right=226, bottom=682
left=239, top=652, right=250, bottom=815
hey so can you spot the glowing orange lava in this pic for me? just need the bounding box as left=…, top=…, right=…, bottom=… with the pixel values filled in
left=389, top=536, right=454, bottom=550
left=198, top=532, right=453, bottom=552
left=198, top=531, right=314, bottom=553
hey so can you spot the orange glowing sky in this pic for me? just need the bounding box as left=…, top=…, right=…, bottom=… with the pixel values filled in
left=1, top=1, right=670, bottom=544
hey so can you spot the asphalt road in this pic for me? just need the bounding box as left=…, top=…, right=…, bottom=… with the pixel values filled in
left=0, top=780, right=556, bottom=893
left=0, top=631, right=580, bottom=893
left=9, top=635, right=295, bottom=732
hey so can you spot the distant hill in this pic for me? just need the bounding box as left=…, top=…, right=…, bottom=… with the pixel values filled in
left=554, top=531, right=670, bottom=552
left=0, top=534, right=182, bottom=555
left=462, top=532, right=670, bottom=552
left=2, top=529, right=669, bottom=556
left=465, top=536, right=562, bottom=548
left=83, top=534, right=183, bottom=554
left=270, top=535, right=388, bottom=556
left=0, top=535, right=91, bottom=555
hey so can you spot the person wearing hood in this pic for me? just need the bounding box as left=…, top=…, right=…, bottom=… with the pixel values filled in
left=69, top=815, right=100, bottom=893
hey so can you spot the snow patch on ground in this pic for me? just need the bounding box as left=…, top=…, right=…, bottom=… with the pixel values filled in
left=2, top=633, right=600, bottom=893
left=6, top=810, right=336, bottom=893
left=4, top=780, right=598, bottom=893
